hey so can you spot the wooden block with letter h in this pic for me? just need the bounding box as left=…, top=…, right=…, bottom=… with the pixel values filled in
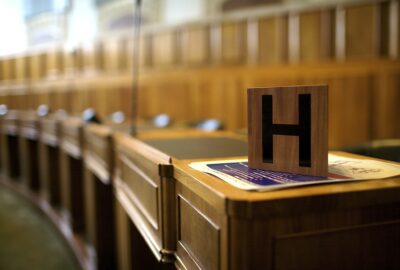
left=248, top=85, right=328, bottom=177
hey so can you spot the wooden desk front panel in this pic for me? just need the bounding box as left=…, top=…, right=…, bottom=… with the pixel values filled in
left=174, top=164, right=400, bottom=270
left=114, top=151, right=164, bottom=259
left=39, top=118, right=62, bottom=205
left=61, top=119, right=83, bottom=159
left=83, top=125, right=112, bottom=183
left=114, top=133, right=175, bottom=262
left=60, top=119, right=86, bottom=232
left=1, top=116, right=19, bottom=136
left=41, top=118, right=60, bottom=147
left=175, top=181, right=228, bottom=270
left=228, top=202, right=400, bottom=270
left=19, top=116, right=40, bottom=190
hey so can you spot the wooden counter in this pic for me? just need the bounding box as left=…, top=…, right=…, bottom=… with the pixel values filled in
left=113, top=130, right=248, bottom=269
left=115, top=130, right=400, bottom=270
left=173, top=152, right=400, bottom=270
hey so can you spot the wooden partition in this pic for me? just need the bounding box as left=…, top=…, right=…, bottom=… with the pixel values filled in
left=0, top=0, right=398, bottom=149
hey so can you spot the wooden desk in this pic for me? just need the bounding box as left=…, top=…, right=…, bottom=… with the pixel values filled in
left=173, top=153, right=400, bottom=270
left=113, top=131, right=248, bottom=270
left=0, top=110, right=21, bottom=180
left=83, top=123, right=117, bottom=270
left=115, top=131, right=400, bottom=270
left=19, top=112, right=41, bottom=191
left=39, top=116, right=62, bottom=206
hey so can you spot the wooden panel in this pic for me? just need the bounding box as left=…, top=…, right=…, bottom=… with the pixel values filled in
left=115, top=197, right=132, bottom=270
left=371, top=70, right=400, bottom=139
left=82, top=43, right=97, bottom=73
left=398, top=0, right=400, bottom=58
left=63, top=48, right=76, bottom=75
left=346, top=4, right=379, bottom=59
left=103, top=39, right=121, bottom=73
left=258, top=16, right=288, bottom=64
left=152, top=31, right=177, bottom=67
left=94, top=41, right=105, bottom=72
left=274, top=221, right=400, bottom=270
left=177, top=195, right=220, bottom=270
left=45, top=48, right=63, bottom=77
left=300, top=11, right=333, bottom=62
left=15, top=56, right=27, bottom=81
left=0, top=58, right=3, bottom=81
left=84, top=124, right=112, bottom=183
left=119, top=153, right=159, bottom=229
left=221, top=21, right=247, bottom=64
left=61, top=118, right=82, bottom=158
left=181, top=25, right=210, bottom=66
left=328, top=74, right=372, bottom=147
left=29, top=53, right=46, bottom=81
left=1, top=58, right=12, bottom=81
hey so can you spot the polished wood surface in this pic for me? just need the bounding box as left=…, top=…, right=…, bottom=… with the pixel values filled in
left=173, top=152, right=400, bottom=270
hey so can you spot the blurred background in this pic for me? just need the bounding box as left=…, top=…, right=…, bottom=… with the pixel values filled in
left=0, top=0, right=399, bottom=148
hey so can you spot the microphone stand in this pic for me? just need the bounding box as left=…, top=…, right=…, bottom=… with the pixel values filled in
left=130, top=0, right=142, bottom=136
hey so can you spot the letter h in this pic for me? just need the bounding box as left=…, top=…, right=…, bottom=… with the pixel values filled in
left=262, top=94, right=311, bottom=167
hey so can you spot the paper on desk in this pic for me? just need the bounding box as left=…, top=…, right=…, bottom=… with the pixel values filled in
left=328, top=154, right=400, bottom=179
left=189, top=154, right=400, bottom=191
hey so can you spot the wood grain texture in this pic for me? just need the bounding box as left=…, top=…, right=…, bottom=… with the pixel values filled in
left=113, top=132, right=176, bottom=263
left=258, top=16, right=288, bottom=64
left=248, top=85, right=328, bottom=176
left=173, top=152, right=400, bottom=270
left=345, top=4, right=379, bottom=59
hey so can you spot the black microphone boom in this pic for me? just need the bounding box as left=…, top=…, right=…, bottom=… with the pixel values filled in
left=130, top=0, right=142, bottom=136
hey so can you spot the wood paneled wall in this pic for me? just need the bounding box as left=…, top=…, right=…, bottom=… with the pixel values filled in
left=0, top=0, right=399, bottom=149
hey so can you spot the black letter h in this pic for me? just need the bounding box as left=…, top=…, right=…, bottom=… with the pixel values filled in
left=262, top=94, right=311, bottom=167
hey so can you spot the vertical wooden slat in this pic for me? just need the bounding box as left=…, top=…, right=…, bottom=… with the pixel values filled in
left=210, top=23, right=222, bottom=64
left=221, top=21, right=247, bottom=64
left=345, top=4, right=380, bottom=59
left=181, top=25, right=210, bottom=66
left=335, top=6, right=346, bottom=61
left=258, top=16, right=288, bottom=65
left=389, top=0, right=399, bottom=59
left=247, top=19, right=259, bottom=65
left=288, top=12, right=300, bottom=63
left=152, top=31, right=177, bottom=67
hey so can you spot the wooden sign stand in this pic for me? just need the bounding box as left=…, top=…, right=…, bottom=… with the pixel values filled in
left=248, top=85, right=328, bottom=177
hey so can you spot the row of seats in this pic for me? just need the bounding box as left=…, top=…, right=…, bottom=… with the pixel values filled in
left=0, top=107, right=240, bottom=270
left=1, top=107, right=399, bottom=270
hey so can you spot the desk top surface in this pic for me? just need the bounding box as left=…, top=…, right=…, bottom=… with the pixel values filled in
left=173, top=151, right=400, bottom=217
left=143, top=137, right=248, bottom=160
